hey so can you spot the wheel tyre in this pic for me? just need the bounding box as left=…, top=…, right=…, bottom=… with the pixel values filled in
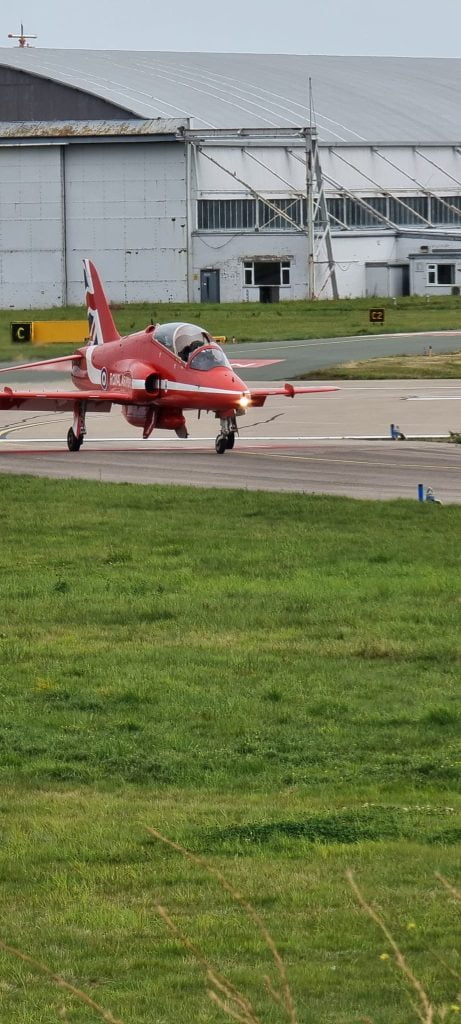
left=67, top=428, right=83, bottom=452
left=215, top=434, right=227, bottom=455
left=225, top=432, right=235, bottom=450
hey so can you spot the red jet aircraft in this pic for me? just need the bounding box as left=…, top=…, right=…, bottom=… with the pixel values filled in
left=0, top=260, right=338, bottom=453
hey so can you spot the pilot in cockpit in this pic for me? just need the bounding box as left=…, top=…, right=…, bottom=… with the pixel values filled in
left=153, top=322, right=213, bottom=362
left=178, top=334, right=209, bottom=362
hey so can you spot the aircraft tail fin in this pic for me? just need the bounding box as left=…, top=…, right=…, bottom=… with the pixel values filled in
left=83, top=259, right=121, bottom=345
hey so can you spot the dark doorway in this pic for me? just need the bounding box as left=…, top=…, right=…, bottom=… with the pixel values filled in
left=260, top=286, right=280, bottom=303
left=200, top=269, right=220, bottom=303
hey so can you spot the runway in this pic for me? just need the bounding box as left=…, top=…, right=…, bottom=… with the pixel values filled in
left=0, top=440, right=458, bottom=502
left=1, top=376, right=461, bottom=501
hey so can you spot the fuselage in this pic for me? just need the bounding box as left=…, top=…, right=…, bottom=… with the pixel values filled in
left=71, top=325, right=250, bottom=415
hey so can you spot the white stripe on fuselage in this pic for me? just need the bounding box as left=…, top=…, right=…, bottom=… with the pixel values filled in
left=152, top=379, right=248, bottom=398
left=86, top=351, right=247, bottom=400
left=86, top=346, right=103, bottom=386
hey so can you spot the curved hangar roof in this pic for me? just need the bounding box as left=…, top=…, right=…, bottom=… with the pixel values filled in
left=1, top=48, right=461, bottom=143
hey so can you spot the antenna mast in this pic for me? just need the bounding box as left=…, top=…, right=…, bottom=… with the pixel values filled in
left=304, top=77, right=338, bottom=299
left=8, top=22, right=37, bottom=47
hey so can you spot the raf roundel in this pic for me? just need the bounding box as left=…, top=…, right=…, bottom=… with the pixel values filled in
left=101, top=367, right=108, bottom=390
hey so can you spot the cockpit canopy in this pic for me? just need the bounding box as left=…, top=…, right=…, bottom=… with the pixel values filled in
left=189, top=346, right=230, bottom=371
left=153, top=321, right=231, bottom=369
left=154, top=322, right=212, bottom=356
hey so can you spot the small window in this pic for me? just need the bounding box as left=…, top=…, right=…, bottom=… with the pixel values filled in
left=244, top=262, right=253, bottom=285
left=437, top=263, right=455, bottom=285
left=427, top=263, right=455, bottom=285
left=281, top=261, right=291, bottom=285
left=243, top=260, right=291, bottom=287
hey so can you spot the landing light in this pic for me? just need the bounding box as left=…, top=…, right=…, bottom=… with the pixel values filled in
left=239, top=394, right=251, bottom=408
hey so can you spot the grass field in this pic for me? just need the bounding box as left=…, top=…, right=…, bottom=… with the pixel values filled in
left=0, top=476, right=460, bottom=1023
left=3, top=293, right=461, bottom=362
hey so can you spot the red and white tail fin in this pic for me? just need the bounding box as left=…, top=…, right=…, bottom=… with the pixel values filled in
left=83, top=259, right=121, bottom=345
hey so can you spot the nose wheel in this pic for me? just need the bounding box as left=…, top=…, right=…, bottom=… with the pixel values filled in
left=215, top=415, right=237, bottom=454
left=67, top=428, right=83, bottom=451
left=215, top=433, right=227, bottom=454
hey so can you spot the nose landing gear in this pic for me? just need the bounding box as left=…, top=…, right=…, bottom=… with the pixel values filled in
left=215, top=414, right=237, bottom=454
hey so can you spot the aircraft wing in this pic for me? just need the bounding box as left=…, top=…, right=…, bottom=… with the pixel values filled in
left=248, top=383, right=339, bottom=407
left=0, top=354, right=82, bottom=375
left=0, top=387, right=132, bottom=413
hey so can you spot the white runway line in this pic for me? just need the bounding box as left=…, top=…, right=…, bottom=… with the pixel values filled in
left=0, top=434, right=452, bottom=445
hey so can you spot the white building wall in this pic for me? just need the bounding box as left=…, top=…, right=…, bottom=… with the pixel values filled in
left=192, top=232, right=309, bottom=301
left=192, top=231, right=399, bottom=300
left=2, top=136, right=461, bottom=307
left=332, top=233, right=399, bottom=296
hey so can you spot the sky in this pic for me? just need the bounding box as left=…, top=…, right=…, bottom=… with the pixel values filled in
left=3, top=0, right=461, bottom=56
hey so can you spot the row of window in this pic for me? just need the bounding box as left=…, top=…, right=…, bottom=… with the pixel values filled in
left=328, top=195, right=461, bottom=228
left=197, top=198, right=308, bottom=231
left=197, top=196, right=461, bottom=231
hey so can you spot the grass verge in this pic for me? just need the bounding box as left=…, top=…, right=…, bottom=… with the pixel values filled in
left=0, top=476, right=460, bottom=1022
left=307, top=350, right=461, bottom=379
left=3, top=294, right=461, bottom=362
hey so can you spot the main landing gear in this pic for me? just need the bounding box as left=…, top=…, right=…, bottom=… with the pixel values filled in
left=215, top=415, right=237, bottom=455
left=67, top=428, right=84, bottom=452
left=67, top=401, right=87, bottom=452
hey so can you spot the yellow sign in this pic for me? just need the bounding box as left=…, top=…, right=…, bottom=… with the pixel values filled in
left=32, top=321, right=89, bottom=344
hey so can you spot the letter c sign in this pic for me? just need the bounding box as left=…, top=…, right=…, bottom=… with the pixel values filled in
left=11, top=322, right=32, bottom=343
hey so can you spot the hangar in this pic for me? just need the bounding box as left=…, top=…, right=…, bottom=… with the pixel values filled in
left=2, top=48, right=461, bottom=306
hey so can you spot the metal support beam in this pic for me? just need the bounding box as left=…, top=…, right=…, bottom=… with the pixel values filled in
left=415, top=148, right=461, bottom=189
left=195, top=144, right=305, bottom=232
left=373, top=147, right=461, bottom=222
left=192, top=126, right=338, bottom=299
left=332, top=149, right=432, bottom=226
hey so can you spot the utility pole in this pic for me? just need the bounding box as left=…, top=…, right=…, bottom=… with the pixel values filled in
left=305, top=79, right=316, bottom=299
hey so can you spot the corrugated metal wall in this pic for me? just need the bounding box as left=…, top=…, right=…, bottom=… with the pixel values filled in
left=65, top=142, right=188, bottom=303
left=0, top=67, right=134, bottom=122
left=0, top=146, right=64, bottom=306
left=0, top=139, right=188, bottom=307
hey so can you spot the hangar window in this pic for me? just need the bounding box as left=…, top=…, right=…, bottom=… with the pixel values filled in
left=344, top=198, right=386, bottom=227
left=427, top=263, right=455, bottom=285
left=326, top=197, right=347, bottom=227
left=258, top=198, right=302, bottom=230
left=431, top=196, right=461, bottom=225
left=329, top=195, right=433, bottom=229
left=198, top=199, right=256, bottom=230
left=389, top=196, right=428, bottom=225
left=198, top=198, right=304, bottom=231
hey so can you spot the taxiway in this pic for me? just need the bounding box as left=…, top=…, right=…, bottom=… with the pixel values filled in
left=1, top=375, right=460, bottom=501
